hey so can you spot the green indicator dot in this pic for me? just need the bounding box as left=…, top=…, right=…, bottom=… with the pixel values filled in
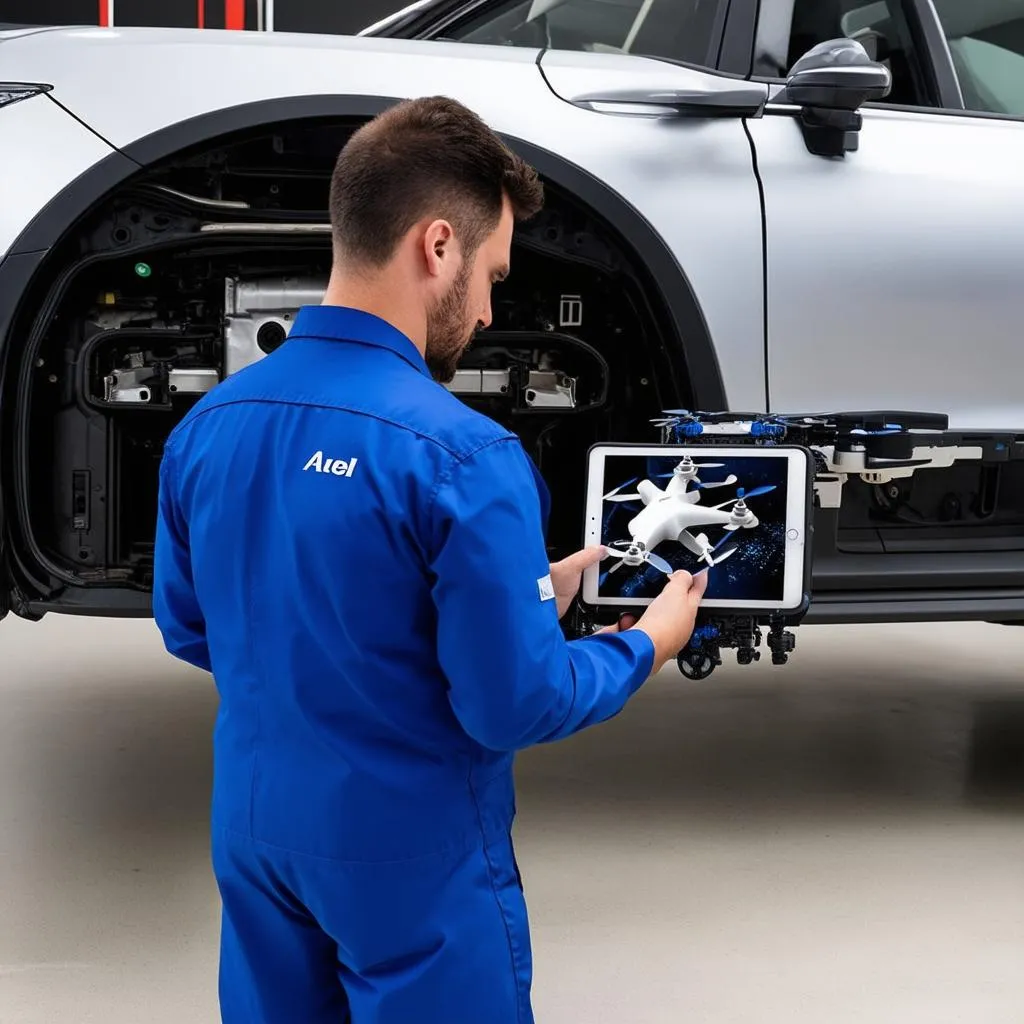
left=134, top=262, right=152, bottom=278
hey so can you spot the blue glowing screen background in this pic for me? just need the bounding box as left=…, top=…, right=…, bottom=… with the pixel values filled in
left=597, top=453, right=792, bottom=602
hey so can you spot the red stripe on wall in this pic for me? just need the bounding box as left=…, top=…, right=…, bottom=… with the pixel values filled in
left=198, top=0, right=205, bottom=27
left=98, top=0, right=108, bottom=26
left=225, top=0, right=244, bottom=29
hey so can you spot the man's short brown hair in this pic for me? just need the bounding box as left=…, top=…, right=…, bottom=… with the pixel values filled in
left=329, top=96, right=544, bottom=268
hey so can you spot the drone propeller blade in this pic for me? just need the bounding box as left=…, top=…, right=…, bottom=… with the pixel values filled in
left=693, top=462, right=725, bottom=469
left=606, top=492, right=643, bottom=503
left=711, top=546, right=738, bottom=564
left=718, top=484, right=777, bottom=507
left=695, top=474, right=738, bottom=489
left=647, top=552, right=673, bottom=575
left=740, top=484, right=777, bottom=499
left=603, top=547, right=628, bottom=559
left=602, top=477, right=639, bottom=501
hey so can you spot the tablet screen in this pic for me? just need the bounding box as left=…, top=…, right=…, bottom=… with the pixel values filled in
left=596, top=451, right=793, bottom=604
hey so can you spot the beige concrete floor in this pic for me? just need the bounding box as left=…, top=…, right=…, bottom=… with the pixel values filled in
left=1, top=614, right=1023, bottom=1023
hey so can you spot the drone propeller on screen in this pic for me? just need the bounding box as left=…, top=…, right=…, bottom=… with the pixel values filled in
left=603, top=477, right=641, bottom=503
left=714, top=485, right=777, bottom=508
left=713, top=484, right=777, bottom=529
left=603, top=460, right=737, bottom=504
left=653, top=463, right=738, bottom=490
left=602, top=540, right=673, bottom=577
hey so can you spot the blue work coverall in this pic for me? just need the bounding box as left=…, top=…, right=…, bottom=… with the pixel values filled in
left=153, top=305, right=656, bottom=1023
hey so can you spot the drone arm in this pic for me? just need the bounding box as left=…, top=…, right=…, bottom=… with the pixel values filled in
left=429, top=439, right=655, bottom=752
left=675, top=529, right=706, bottom=556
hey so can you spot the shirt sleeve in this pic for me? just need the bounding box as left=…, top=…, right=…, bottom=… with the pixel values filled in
left=152, top=443, right=212, bottom=673
left=428, top=437, right=655, bottom=752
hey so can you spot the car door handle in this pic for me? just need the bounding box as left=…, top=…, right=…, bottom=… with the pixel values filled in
left=566, top=84, right=768, bottom=118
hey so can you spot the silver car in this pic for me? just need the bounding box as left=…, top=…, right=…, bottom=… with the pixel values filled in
left=1, top=0, right=1022, bottom=641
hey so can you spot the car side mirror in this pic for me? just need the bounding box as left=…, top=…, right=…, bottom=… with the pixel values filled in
left=784, top=38, right=892, bottom=157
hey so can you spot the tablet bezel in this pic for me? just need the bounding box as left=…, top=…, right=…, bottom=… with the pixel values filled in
left=581, top=443, right=812, bottom=613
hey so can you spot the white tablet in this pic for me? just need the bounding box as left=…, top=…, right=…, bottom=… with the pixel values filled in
left=581, top=444, right=813, bottom=614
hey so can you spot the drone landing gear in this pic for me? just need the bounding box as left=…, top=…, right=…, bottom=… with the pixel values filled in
left=676, top=615, right=798, bottom=680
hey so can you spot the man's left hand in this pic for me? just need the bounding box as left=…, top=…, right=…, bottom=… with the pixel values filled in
left=549, top=545, right=606, bottom=619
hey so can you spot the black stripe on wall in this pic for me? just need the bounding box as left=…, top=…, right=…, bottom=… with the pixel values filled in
left=0, top=0, right=98, bottom=23
left=115, top=0, right=199, bottom=27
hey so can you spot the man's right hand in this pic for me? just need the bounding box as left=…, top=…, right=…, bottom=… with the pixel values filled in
left=631, top=569, right=708, bottom=674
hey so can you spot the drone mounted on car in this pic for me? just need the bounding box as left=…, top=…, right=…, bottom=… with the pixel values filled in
left=600, top=455, right=776, bottom=579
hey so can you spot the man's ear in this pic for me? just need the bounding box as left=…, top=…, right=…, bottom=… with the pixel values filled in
left=423, top=218, right=455, bottom=279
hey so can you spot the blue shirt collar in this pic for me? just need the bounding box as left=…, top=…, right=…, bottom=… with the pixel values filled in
left=286, top=305, right=431, bottom=378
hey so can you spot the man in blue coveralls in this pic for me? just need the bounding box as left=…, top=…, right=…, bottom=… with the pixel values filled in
left=153, top=95, right=707, bottom=1023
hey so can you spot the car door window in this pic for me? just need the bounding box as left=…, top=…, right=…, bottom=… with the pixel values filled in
left=785, top=0, right=934, bottom=107
left=445, top=0, right=726, bottom=68
left=931, top=0, right=1024, bottom=116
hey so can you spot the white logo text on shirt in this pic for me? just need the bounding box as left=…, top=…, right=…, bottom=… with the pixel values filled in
left=303, top=450, right=358, bottom=477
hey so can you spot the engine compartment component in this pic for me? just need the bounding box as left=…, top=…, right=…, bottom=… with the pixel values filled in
left=225, top=275, right=323, bottom=375
left=81, top=277, right=609, bottom=421
left=445, top=366, right=578, bottom=408
left=103, top=363, right=220, bottom=404
left=445, top=331, right=607, bottom=414
left=84, top=329, right=222, bottom=410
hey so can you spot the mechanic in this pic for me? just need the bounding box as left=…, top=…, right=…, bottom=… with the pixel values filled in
left=152, top=95, right=707, bottom=1024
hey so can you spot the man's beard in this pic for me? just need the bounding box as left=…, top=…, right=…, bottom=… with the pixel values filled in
left=424, top=263, right=475, bottom=384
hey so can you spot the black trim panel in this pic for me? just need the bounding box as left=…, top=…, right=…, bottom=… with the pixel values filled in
left=0, top=249, right=47, bottom=609
left=718, top=0, right=759, bottom=77
left=0, top=250, right=45, bottom=353
left=805, top=590, right=1024, bottom=625
left=904, top=0, right=965, bottom=110
left=811, top=550, right=1024, bottom=592
left=25, top=590, right=154, bottom=618
left=703, top=0, right=733, bottom=70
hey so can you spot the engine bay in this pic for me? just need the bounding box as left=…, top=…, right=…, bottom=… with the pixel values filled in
left=8, top=116, right=685, bottom=592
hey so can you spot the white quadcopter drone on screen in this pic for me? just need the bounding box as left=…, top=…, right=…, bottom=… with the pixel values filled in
left=601, top=455, right=776, bottom=577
